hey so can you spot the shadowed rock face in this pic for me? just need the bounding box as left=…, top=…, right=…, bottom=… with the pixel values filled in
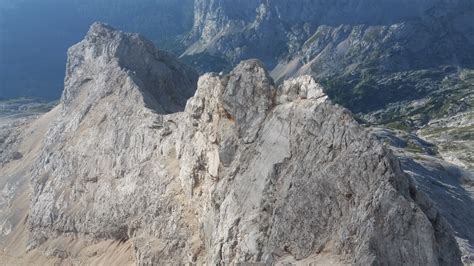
left=0, top=24, right=463, bottom=264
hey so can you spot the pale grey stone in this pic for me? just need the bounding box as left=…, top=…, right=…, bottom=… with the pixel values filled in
left=0, top=23, right=464, bottom=265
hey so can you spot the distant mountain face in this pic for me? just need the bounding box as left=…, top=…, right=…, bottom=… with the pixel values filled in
left=184, top=0, right=463, bottom=66
left=0, top=0, right=194, bottom=100
left=183, top=0, right=474, bottom=128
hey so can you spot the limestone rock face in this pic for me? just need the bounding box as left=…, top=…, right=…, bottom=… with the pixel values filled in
left=28, top=23, right=199, bottom=255
left=178, top=63, right=461, bottom=265
left=6, top=24, right=463, bottom=264
left=64, top=22, right=198, bottom=113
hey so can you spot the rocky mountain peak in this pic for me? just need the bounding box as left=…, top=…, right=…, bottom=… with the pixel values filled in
left=279, top=75, right=327, bottom=103
left=179, top=58, right=462, bottom=264
left=86, top=21, right=116, bottom=38
left=0, top=23, right=465, bottom=265
left=63, top=22, right=198, bottom=114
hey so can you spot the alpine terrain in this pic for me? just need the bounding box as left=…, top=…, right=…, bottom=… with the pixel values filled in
left=0, top=0, right=473, bottom=265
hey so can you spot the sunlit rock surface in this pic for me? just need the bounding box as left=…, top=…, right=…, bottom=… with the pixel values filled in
left=0, top=23, right=465, bottom=265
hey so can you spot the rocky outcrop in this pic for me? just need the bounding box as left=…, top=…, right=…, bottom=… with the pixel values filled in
left=63, top=22, right=198, bottom=114
left=5, top=24, right=460, bottom=265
